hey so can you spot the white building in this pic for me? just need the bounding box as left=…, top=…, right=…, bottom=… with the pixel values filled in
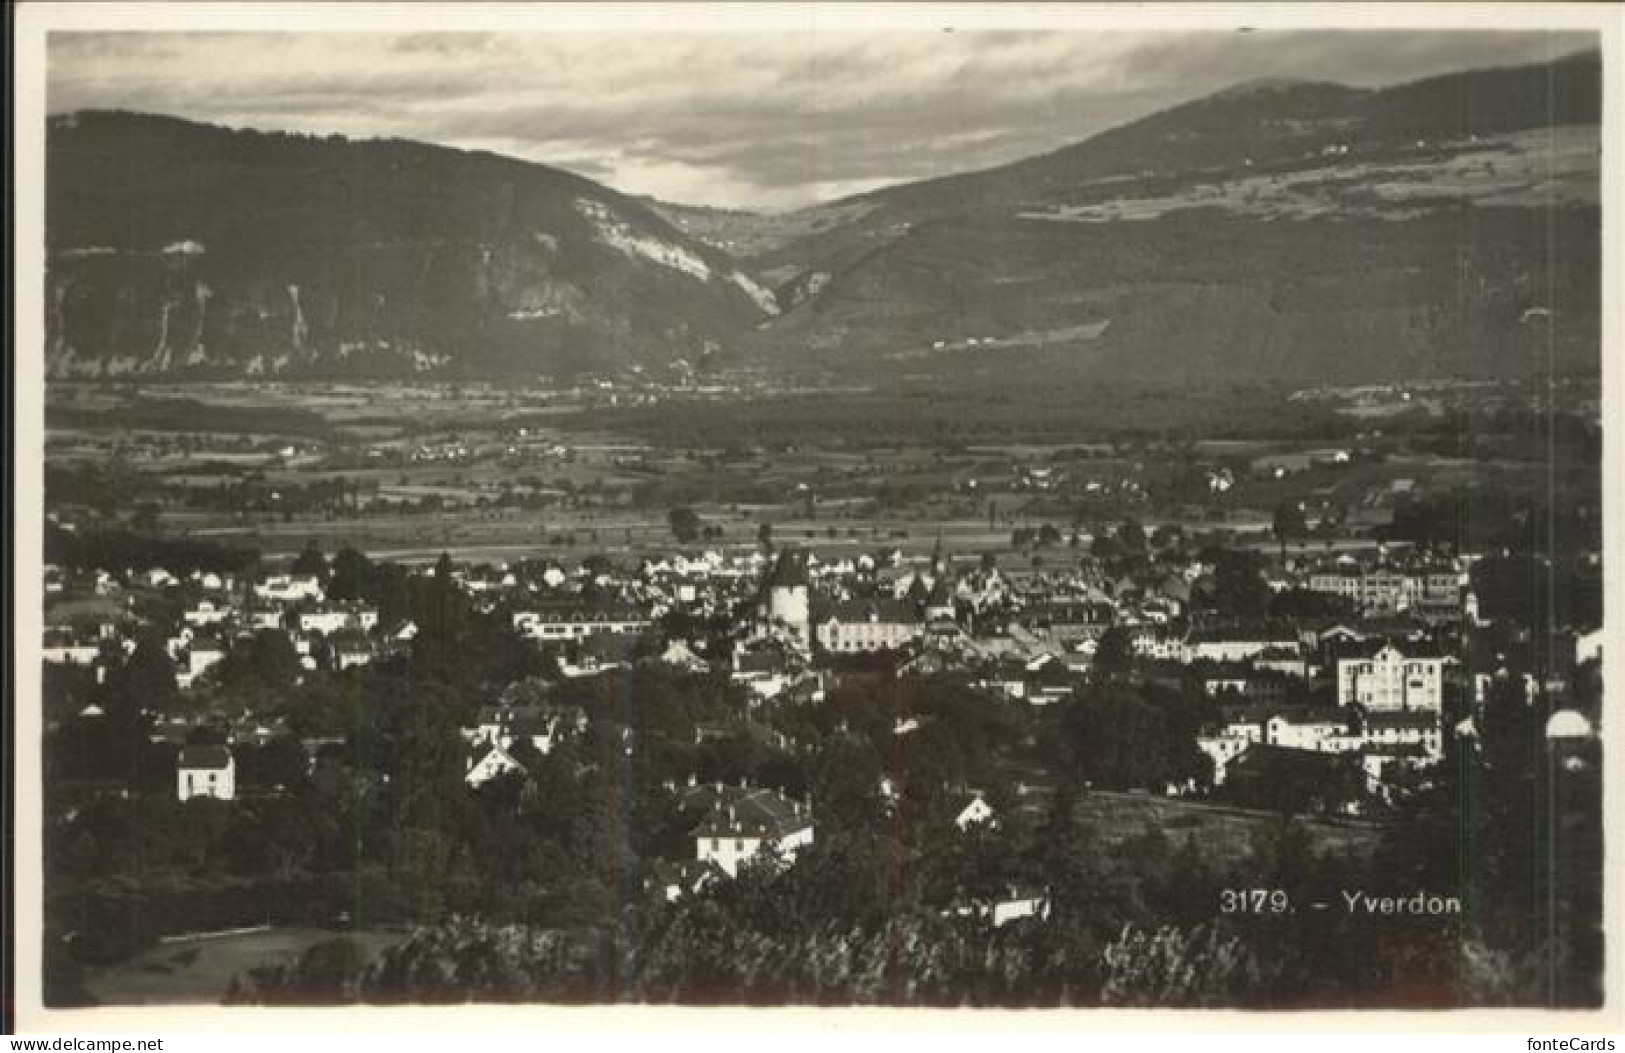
left=990, top=891, right=1051, bottom=928
left=180, top=639, right=227, bottom=688
left=1307, top=567, right=1458, bottom=616
left=691, top=787, right=814, bottom=878
left=1575, top=628, right=1605, bottom=667
left=177, top=745, right=236, bottom=801
left=1337, top=644, right=1444, bottom=712
left=465, top=742, right=527, bottom=787
left=1184, top=633, right=1300, bottom=665
left=254, top=574, right=325, bottom=604
left=41, top=631, right=101, bottom=666
left=815, top=599, right=920, bottom=653
left=953, top=792, right=996, bottom=830
left=762, top=549, right=811, bottom=643
left=182, top=599, right=231, bottom=627
left=512, top=605, right=650, bottom=641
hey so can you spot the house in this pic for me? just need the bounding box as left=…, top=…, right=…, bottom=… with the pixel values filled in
left=731, top=644, right=797, bottom=701
left=1361, top=710, right=1442, bottom=757
left=1018, top=601, right=1114, bottom=644
left=1184, top=629, right=1300, bottom=665
left=41, top=628, right=100, bottom=667
left=659, top=639, right=710, bottom=673
left=182, top=599, right=231, bottom=627
left=1205, top=698, right=1439, bottom=788
left=465, top=702, right=587, bottom=755
left=179, top=636, right=227, bottom=688
left=465, top=741, right=528, bottom=788
left=254, top=574, right=324, bottom=604
left=1199, top=663, right=1290, bottom=705
left=1575, top=627, right=1604, bottom=666
left=298, top=603, right=379, bottom=635
left=331, top=631, right=374, bottom=671
left=687, top=785, right=814, bottom=877
left=1337, top=643, right=1444, bottom=712
left=814, top=598, right=920, bottom=654
left=945, top=886, right=1052, bottom=929
left=893, top=645, right=958, bottom=679
left=558, top=631, right=640, bottom=678
left=953, top=791, right=996, bottom=830
left=513, top=604, right=651, bottom=641
left=990, top=888, right=1051, bottom=928
left=1131, top=628, right=1187, bottom=663
left=244, top=606, right=286, bottom=631
left=1306, top=564, right=1459, bottom=618
left=177, top=745, right=235, bottom=801
left=1265, top=710, right=1358, bottom=752
left=1197, top=733, right=1250, bottom=786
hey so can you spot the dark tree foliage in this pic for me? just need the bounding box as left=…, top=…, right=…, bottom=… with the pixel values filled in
left=214, top=629, right=302, bottom=692
left=1093, top=626, right=1135, bottom=676
left=667, top=506, right=701, bottom=544
left=1053, top=689, right=1207, bottom=792
left=44, top=522, right=260, bottom=576
left=1203, top=548, right=1272, bottom=619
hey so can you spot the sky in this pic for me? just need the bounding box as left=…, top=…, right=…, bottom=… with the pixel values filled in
left=47, top=27, right=1597, bottom=211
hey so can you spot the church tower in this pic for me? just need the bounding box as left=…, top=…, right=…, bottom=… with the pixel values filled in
left=762, top=547, right=811, bottom=643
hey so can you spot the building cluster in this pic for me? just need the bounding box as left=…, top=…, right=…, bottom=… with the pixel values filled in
left=40, top=523, right=1604, bottom=891
left=42, top=565, right=402, bottom=694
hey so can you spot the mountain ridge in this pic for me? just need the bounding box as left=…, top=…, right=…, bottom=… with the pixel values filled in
left=46, top=109, right=776, bottom=380
left=44, top=48, right=1601, bottom=385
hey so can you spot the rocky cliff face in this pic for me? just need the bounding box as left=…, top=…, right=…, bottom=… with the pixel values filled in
left=46, top=111, right=772, bottom=379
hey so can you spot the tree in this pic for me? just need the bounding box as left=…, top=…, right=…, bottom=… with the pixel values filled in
left=410, top=556, right=471, bottom=683
left=1091, top=533, right=1124, bottom=564
left=811, top=735, right=885, bottom=834
left=102, top=629, right=179, bottom=727
left=1116, top=519, right=1148, bottom=555
left=217, top=629, right=302, bottom=691
left=1208, top=549, right=1271, bottom=620
left=668, top=506, right=701, bottom=545
left=1057, top=685, right=1205, bottom=792
left=1271, top=501, right=1308, bottom=557
left=292, top=541, right=328, bottom=580
left=327, top=547, right=373, bottom=601
left=1100, top=925, right=1260, bottom=1007
left=237, top=736, right=310, bottom=792
left=1093, top=626, right=1134, bottom=677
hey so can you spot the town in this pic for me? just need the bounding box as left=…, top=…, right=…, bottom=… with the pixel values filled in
left=39, top=413, right=1604, bottom=1005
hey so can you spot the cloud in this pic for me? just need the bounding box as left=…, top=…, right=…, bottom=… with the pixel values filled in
left=46, top=28, right=1596, bottom=210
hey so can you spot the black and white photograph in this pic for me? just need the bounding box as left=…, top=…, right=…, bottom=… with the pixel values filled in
left=9, top=1, right=1621, bottom=1028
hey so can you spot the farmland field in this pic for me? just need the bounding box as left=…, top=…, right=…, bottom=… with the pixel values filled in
left=43, top=377, right=1598, bottom=569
